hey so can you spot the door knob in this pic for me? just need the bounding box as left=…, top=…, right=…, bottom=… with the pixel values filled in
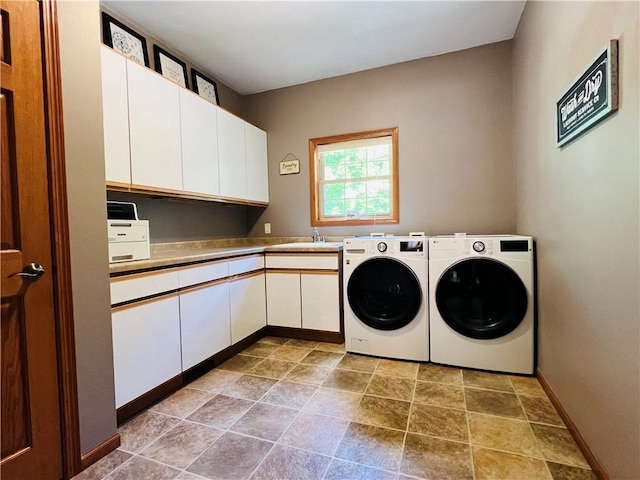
left=10, top=263, right=46, bottom=279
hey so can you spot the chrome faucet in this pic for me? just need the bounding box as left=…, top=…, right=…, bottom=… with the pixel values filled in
left=312, top=227, right=324, bottom=243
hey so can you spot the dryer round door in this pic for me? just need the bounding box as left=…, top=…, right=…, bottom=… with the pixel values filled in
left=347, top=257, right=422, bottom=331
left=435, top=258, right=528, bottom=340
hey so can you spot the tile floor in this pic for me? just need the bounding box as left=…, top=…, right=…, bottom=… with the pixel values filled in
left=73, top=337, right=597, bottom=480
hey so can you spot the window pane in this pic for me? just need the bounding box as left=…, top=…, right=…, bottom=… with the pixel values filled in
left=321, top=153, right=345, bottom=180
left=346, top=161, right=367, bottom=179
left=366, top=196, right=390, bottom=215
left=366, top=179, right=389, bottom=198
left=368, top=144, right=390, bottom=161
left=367, top=159, right=389, bottom=176
left=323, top=182, right=344, bottom=201
left=346, top=198, right=366, bottom=215
left=345, top=181, right=365, bottom=199
left=324, top=199, right=346, bottom=217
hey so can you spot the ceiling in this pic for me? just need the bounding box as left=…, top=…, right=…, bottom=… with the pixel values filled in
left=102, top=1, right=526, bottom=95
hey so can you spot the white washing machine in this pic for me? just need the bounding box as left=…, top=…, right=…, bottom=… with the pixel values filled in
left=343, top=236, right=429, bottom=362
left=429, top=235, right=535, bottom=375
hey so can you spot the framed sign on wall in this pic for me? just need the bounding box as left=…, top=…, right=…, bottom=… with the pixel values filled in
left=556, top=40, right=618, bottom=147
left=191, top=69, right=220, bottom=105
left=102, top=12, right=149, bottom=67
left=153, top=45, right=188, bottom=88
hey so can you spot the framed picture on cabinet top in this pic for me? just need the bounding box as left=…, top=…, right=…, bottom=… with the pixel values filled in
left=191, top=68, right=220, bottom=105
left=101, top=12, right=149, bottom=67
left=153, top=45, right=189, bottom=88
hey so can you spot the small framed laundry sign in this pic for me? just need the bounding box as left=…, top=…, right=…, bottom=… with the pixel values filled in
left=556, top=40, right=618, bottom=147
left=279, top=154, right=300, bottom=175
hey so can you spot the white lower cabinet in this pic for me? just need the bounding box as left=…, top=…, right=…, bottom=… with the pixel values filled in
left=230, top=272, right=266, bottom=344
left=301, top=272, right=340, bottom=332
left=111, top=295, right=182, bottom=408
left=266, top=271, right=302, bottom=328
left=265, top=253, right=341, bottom=332
left=179, top=281, right=231, bottom=370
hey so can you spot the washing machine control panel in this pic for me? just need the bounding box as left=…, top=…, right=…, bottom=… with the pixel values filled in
left=343, top=237, right=427, bottom=259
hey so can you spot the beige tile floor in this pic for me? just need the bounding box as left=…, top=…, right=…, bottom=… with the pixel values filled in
left=73, top=337, right=597, bottom=480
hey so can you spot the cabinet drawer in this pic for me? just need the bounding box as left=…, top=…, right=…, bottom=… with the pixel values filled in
left=229, top=255, right=264, bottom=276
left=111, top=270, right=180, bottom=305
left=178, top=260, right=229, bottom=288
left=265, top=254, right=338, bottom=270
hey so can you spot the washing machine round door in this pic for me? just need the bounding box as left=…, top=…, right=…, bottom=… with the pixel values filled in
left=347, top=257, right=422, bottom=331
left=435, top=258, right=528, bottom=339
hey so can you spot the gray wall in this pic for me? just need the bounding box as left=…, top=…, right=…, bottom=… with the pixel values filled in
left=243, top=41, right=516, bottom=238
left=513, top=2, right=639, bottom=478
left=108, top=192, right=251, bottom=243
left=57, top=0, right=117, bottom=454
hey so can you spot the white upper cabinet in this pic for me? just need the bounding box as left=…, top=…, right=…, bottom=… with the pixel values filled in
left=127, top=60, right=183, bottom=191
left=100, top=48, right=269, bottom=204
left=101, top=46, right=130, bottom=185
left=245, top=122, right=269, bottom=203
left=179, top=89, right=219, bottom=196
left=217, top=108, right=247, bottom=200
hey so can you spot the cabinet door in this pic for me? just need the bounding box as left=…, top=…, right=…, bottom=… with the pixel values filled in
left=101, top=46, right=130, bottom=185
left=301, top=272, right=341, bottom=332
left=179, top=282, right=231, bottom=370
left=230, top=272, right=266, bottom=344
left=111, top=295, right=182, bottom=408
left=245, top=122, right=269, bottom=203
left=266, top=271, right=301, bottom=328
left=127, top=60, right=182, bottom=191
left=217, top=108, right=247, bottom=199
left=180, top=89, right=219, bottom=196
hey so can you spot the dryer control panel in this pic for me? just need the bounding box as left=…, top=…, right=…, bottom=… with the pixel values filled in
left=429, top=235, right=532, bottom=261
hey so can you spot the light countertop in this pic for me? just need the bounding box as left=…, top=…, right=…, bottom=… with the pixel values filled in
left=109, top=237, right=343, bottom=275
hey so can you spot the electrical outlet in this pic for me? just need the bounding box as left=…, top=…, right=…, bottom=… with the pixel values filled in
left=264, top=223, right=271, bottom=234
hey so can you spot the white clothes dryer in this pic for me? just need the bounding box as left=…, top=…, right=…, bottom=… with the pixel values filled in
left=429, top=235, right=535, bottom=375
left=343, top=236, right=429, bottom=362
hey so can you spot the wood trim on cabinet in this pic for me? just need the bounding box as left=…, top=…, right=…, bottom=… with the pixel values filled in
left=79, top=433, right=121, bottom=472
left=41, top=0, right=84, bottom=477
left=536, top=369, right=609, bottom=480
left=107, top=183, right=269, bottom=208
left=110, top=265, right=182, bottom=282
left=266, top=268, right=338, bottom=275
left=228, top=269, right=264, bottom=282
left=111, top=290, right=180, bottom=312
left=116, top=375, right=183, bottom=425
left=179, top=276, right=228, bottom=295
left=299, top=270, right=339, bottom=276
left=266, top=252, right=338, bottom=258
left=183, top=327, right=268, bottom=384
left=105, top=180, right=132, bottom=191
left=265, top=326, right=344, bottom=344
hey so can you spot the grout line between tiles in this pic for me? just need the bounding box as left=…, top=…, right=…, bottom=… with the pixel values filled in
left=106, top=339, right=594, bottom=480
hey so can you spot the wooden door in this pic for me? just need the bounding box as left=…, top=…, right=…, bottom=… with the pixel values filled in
left=1, top=1, right=63, bottom=478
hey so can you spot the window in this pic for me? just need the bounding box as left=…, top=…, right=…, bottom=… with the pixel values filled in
left=309, top=127, right=399, bottom=226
